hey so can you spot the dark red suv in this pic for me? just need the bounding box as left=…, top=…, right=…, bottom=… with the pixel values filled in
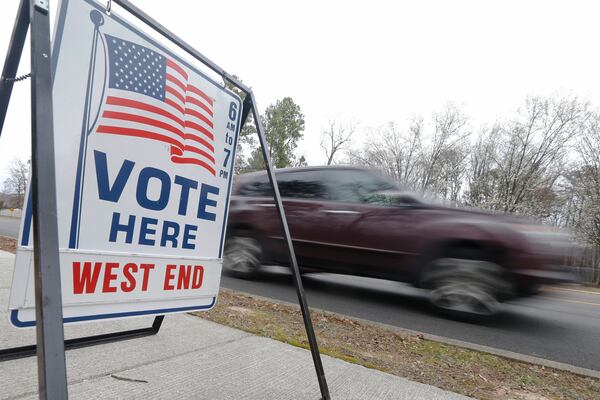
left=224, top=166, right=574, bottom=318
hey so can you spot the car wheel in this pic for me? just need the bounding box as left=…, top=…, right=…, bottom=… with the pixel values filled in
left=424, top=257, right=507, bottom=320
left=223, top=233, right=262, bottom=279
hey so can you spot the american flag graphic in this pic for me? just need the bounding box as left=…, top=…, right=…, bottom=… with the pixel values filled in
left=96, top=34, right=216, bottom=175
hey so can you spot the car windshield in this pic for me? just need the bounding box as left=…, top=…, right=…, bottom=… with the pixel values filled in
left=321, top=169, right=399, bottom=203
left=235, top=168, right=402, bottom=203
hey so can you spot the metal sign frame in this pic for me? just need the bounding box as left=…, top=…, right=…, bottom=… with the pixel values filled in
left=0, top=0, right=167, bottom=365
left=0, top=1, right=330, bottom=399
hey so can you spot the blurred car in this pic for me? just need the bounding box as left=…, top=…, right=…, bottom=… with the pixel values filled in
left=224, top=166, right=575, bottom=319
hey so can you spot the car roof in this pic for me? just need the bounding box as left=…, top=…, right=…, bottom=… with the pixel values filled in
left=233, top=165, right=373, bottom=184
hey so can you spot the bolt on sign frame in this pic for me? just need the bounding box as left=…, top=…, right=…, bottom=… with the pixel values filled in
left=0, top=1, right=330, bottom=399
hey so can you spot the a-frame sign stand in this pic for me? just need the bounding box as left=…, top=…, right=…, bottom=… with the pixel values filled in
left=0, top=1, right=330, bottom=399
left=0, top=0, right=166, bottom=365
left=1, top=0, right=69, bottom=398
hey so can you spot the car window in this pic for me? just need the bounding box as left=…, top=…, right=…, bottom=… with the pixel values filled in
left=235, top=169, right=397, bottom=203
left=322, top=169, right=398, bottom=204
left=235, top=170, right=328, bottom=200
left=277, top=170, right=328, bottom=199
left=236, top=174, right=273, bottom=197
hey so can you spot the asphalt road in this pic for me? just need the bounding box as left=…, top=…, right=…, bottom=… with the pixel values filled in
left=0, top=216, right=19, bottom=238
left=222, top=266, right=600, bottom=372
left=2, top=217, right=599, bottom=371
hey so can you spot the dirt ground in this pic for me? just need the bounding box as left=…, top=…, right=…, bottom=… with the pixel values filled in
left=0, top=235, right=16, bottom=253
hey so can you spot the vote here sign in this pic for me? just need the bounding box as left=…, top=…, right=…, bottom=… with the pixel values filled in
left=8, top=0, right=241, bottom=327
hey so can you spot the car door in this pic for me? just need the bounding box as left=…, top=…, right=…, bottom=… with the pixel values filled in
left=274, top=170, right=345, bottom=270
left=318, top=169, right=418, bottom=280
left=230, top=170, right=337, bottom=268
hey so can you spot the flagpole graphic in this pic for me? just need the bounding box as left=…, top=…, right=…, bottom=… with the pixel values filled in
left=69, top=9, right=106, bottom=249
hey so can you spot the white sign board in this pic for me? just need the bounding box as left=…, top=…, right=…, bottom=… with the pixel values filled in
left=9, top=0, right=241, bottom=327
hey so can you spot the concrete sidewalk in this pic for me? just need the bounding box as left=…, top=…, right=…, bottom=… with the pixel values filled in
left=0, top=250, right=469, bottom=399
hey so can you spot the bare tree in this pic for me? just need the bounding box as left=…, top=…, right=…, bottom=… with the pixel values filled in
left=348, top=105, right=469, bottom=201
left=462, top=96, right=586, bottom=218
left=464, top=125, right=501, bottom=208
left=2, top=158, right=29, bottom=208
left=566, top=110, right=600, bottom=247
left=348, top=119, right=423, bottom=188
left=493, top=96, right=585, bottom=216
left=420, top=103, right=470, bottom=200
left=349, top=95, right=589, bottom=218
left=437, top=147, right=469, bottom=202
left=320, top=120, right=357, bottom=165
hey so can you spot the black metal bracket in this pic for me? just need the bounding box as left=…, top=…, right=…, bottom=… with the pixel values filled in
left=0, top=316, right=164, bottom=362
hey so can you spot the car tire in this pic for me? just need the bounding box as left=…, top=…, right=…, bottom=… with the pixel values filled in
left=223, top=232, right=262, bottom=279
left=423, top=256, right=509, bottom=320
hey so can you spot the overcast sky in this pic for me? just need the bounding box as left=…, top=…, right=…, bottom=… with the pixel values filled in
left=1, top=0, right=600, bottom=182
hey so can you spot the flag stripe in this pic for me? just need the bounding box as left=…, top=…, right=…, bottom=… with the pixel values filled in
left=106, top=96, right=184, bottom=128
left=97, top=125, right=184, bottom=149
left=185, top=120, right=214, bottom=141
left=171, top=156, right=215, bottom=175
left=97, top=125, right=215, bottom=166
left=98, top=116, right=214, bottom=155
left=185, top=95, right=214, bottom=117
left=167, top=59, right=188, bottom=80
left=187, top=84, right=213, bottom=106
left=185, top=107, right=213, bottom=129
left=102, top=110, right=185, bottom=140
left=184, top=145, right=215, bottom=163
left=184, top=133, right=215, bottom=152
left=166, top=73, right=187, bottom=93
left=164, top=98, right=185, bottom=115
left=166, top=85, right=186, bottom=104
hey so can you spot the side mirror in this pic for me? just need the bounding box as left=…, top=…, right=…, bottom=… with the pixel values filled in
left=394, top=194, right=421, bottom=208
left=367, top=191, right=421, bottom=207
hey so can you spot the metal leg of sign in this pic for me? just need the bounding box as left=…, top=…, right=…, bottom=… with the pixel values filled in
left=0, top=315, right=165, bottom=362
left=29, top=0, right=70, bottom=397
left=0, top=0, right=29, bottom=135
left=244, top=94, right=331, bottom=400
